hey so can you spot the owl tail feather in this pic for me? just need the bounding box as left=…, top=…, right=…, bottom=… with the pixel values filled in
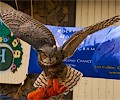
left=33, top=66, right=83, bottom=99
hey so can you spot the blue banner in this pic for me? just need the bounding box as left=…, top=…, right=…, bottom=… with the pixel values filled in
left=28, top=25, right=120, bottom=80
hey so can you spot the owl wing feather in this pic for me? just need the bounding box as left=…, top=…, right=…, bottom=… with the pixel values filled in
left=61, top=15, right=120, bottom=60
left=0, top=10, right=56, bottom=49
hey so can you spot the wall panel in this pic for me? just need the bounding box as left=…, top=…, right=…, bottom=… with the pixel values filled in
left=74, top=0, right=120, bottom=100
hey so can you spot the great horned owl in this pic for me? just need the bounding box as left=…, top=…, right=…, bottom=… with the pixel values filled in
left=0, top=10, right=120, bottom=98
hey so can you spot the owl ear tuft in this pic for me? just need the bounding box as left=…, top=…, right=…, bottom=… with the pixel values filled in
left=53, top=45, right=57, bottom=51
left=53, top=45, right=56, bottom=49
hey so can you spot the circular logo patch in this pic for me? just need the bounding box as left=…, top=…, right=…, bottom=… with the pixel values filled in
left=0, top=33, right=23, bottom=73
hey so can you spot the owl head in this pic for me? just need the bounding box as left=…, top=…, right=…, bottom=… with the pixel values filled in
left=37, top=44, right=61, bottom=66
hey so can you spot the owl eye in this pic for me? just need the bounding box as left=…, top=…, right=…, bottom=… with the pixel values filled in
left=40, top=52, right=47, bottom=59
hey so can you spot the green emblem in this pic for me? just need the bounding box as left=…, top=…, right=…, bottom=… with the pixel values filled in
left=0, top=19, right=23, bottom=73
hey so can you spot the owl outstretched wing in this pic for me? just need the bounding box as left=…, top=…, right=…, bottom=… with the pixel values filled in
left=0, top=10, right=56, bottom=49
left=61, top=15, right=120, bottom=60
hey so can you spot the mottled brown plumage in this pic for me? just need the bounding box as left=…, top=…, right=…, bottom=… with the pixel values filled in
left=0, top=10, right=56, bottom=49
left=0, top=10, right=120, bottom=98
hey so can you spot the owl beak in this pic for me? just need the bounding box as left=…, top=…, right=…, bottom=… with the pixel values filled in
left=49, top=58, right=51, bottom=62
left=53, top=45, right=57, bottom=51
left=53, top=45, right=56, bottom=49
